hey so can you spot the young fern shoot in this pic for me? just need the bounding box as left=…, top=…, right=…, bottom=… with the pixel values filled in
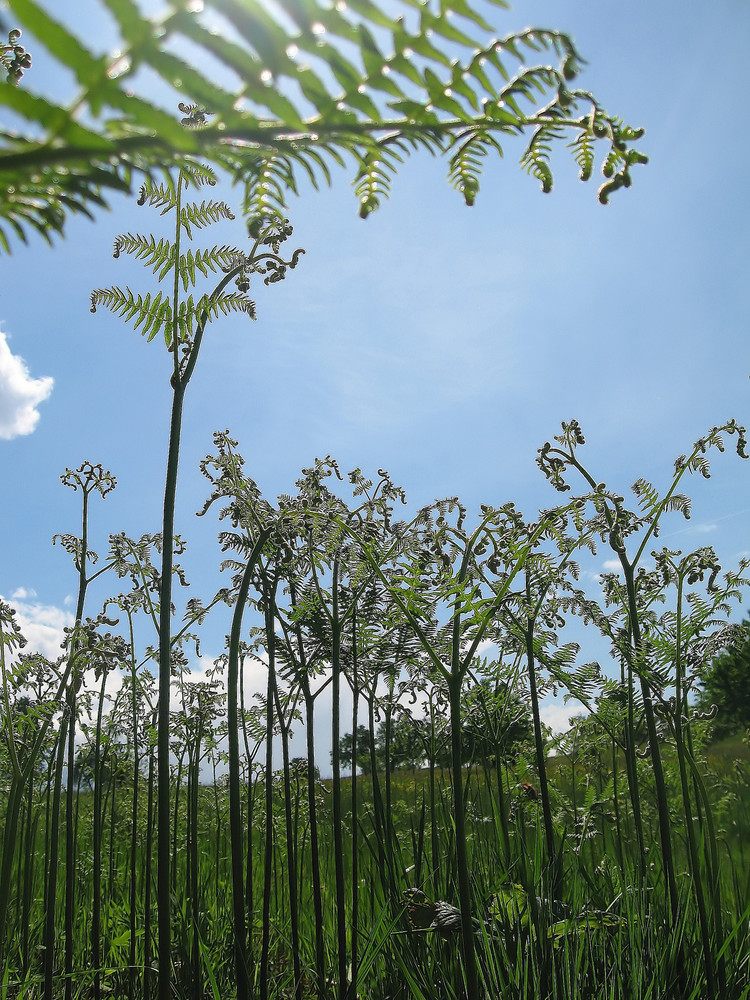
left=90, top=147, right=303, bottom=1000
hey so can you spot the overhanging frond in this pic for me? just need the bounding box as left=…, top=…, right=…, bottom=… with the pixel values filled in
left=0, top=0, right=648, bottom=251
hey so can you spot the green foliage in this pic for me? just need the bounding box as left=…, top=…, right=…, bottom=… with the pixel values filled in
left=0, top=0, right=647, bottom=249
left=696, top=617, right=750, bottom=740
left=89, top=167, right=263, bottom=346
left=3, top=422, right=750, bottom=998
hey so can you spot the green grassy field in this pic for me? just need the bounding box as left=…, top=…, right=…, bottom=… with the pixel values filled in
left=2, top=735, right=750, bottom=1000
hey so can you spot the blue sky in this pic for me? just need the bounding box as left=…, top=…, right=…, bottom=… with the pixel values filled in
left=1, top=0, right=748, bottom=751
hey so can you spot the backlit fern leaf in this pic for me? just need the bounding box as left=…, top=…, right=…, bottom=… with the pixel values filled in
left=354, top=142, right=405, bottom=218
left=113, top=233, right=175, bottom=274
left=179, top=200, right=235, bottom=239
left=89, top=286, right=172, bottom=343
left=632, top=479, right=661, bottom=513
left=0, top=1, right=648, bottom=250
left=521, top=123, right=561, bottom=193
left=350, top=134, right=445, bottom=218
left=238, top=153, right=297, bottom=222
left=569, top=118, right=596, bottom=181
left=137, top=181, right=177, bottom=215
left=179, top=246, right=240, bottom=286
left=447, top=131, right=502, bottom=206
left=174, top=292, right=256, bottom=342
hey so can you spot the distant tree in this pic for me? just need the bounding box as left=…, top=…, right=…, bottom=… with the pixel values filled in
left=338, top=679, right=533, bottom=774
left=695, top=618, right=750, bottom=740
left=381, top=713, right=429, bottom=772
left=335, top=726, right=372, bottom=774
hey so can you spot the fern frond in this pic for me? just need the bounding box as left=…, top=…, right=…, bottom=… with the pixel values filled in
left=112, top=234, right=175, bottom=278
left=0, top=1, right=648, bottom=249
left=238, top=153, right=297, bottom=222
left=521, top=123, right=562, bottom=193
left=179, top=199, right=236, bottom=239
left=89, top=285, right=172, bottom=342
left=137, top=180, right=177, bottom=214
left=631, top=478, right=661, bottom=513
left=173, top=292, right=257, bottom=342
left=177, top=246, right=241, bottom=290
left=179, top=159, right=219, bottom=189
left=447, top=130, right=502, bottom=206
left=354, top=142, right=405, bottom=219
left=568, top=121, right=596, bottom=181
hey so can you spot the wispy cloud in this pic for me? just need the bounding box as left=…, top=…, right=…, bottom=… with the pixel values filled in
left=0, top=328, right=53, bottom=439
left=3, top=592, right=73, bottom=660
left=601, top=559, right=621, bottom=573
left=540, top=696, right=577, bottom=735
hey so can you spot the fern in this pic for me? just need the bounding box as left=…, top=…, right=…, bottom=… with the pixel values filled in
left=447, top=131, right=500, bottom=206
left=568, top=113, right=597, bottom=181
left=353, top=140, right=406, bottom=219
left=137, top=182, right=178, bottom=215
left=90, top=286, right=173, bottom=343
left=179, top=199, right=235, bottom=239
left=0, top=0, right=648, bottom=249
left=113, top=234, right=174, bottom=273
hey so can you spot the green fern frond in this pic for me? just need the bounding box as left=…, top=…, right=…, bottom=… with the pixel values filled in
left=354, top=142, right=406, bottom=218
left=663, top=494, right=692, bottom=518
left=112, top=234, right=175, bottom=276
left=179, top=200, right=236, bottom=239
left=237, top=153, right=296, bottom=221
left=179, top=159, right=219, bottom=189
left=177, top=246, right=241, bottom=289
left=521, top=123, right=563, bottom=193
left=631, top=478, right=661, bottom=513
left=447, top=131, right=502, bottom=206
left=0, top=0, right=648, bottom=249
left=137, top=180, right=177, bottom=215
left=568, top=121, right=596, bottom=181
left=89, top=285, right=173, bottom=342
left=173, top=292, right=257, bottom=341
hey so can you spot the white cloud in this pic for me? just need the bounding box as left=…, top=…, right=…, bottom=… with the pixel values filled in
left=540, top=696, right=577, bottom=735
left=0, top=328, right=53, bottom=439
left=3, top=593, right=73, bottom=660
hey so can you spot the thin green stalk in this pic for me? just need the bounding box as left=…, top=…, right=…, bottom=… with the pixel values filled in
left=227, top=533, right=271, bottom=1000
left=348, top=608, right=360, bottom=1000
left=271, top=676, right=302, bottom=1000
left=92, top=668, right=109, bottom=1000
left=330, top=559, right=348, bottom=1000
left=43, top=719, right=68, bottom=1000
left=288, top=578, right=325, bottom=994
left=259, top=576, right=279, bottom=1000
left=143, top=711, right=157, bottom=1000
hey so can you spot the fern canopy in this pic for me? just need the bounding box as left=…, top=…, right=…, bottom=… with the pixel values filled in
left=0, top=0, right=647, bottom=251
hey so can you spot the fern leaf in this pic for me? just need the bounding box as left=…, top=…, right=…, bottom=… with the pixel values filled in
left=89, top=285, right=173, bottom=343
left=568, top=121, right=596, bottom=181
left=137, top=180, right=177, bottom=215
left=112, top=233, right=175, bottom=276
left=447, top=131, right=502, bottom=206
left=354, top=141, right=405, bottom=218
left=179, top=199, right=235, bottom=239
left=0, top=0, right=648, bottom=249
left=521, top=124, right=559, bottom=193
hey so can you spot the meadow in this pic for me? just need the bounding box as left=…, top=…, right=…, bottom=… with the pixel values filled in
left=2, top=700, right=750, bottom=1000
left=2, top=414, right=750, bottom=1000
